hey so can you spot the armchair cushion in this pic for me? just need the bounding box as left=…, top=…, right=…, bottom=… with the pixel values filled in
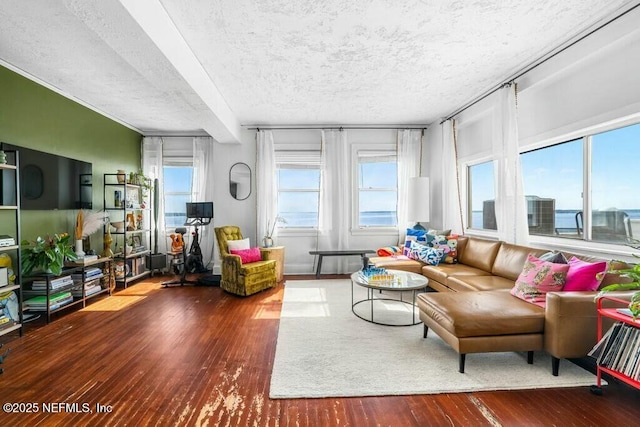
left=227, top=238, right=250, bottom=251
left=231, top=247, right=262, bottom=264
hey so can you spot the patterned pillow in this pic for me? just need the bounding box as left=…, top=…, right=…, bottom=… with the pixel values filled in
left=510, top=254, right=570, bottom=307
left=429, top=234, right=459, bottom=264
left=377, top=246, right=401, bottom=257
left=407, top=240, right=445, bottom=265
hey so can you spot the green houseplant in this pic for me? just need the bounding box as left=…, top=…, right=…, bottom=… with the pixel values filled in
left=597, top=256, right=640, bottom=319
left=21, top=233, right=78, bottom=276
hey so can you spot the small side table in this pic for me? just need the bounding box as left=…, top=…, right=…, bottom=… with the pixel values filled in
left=261, top=246, right=285, bottom=284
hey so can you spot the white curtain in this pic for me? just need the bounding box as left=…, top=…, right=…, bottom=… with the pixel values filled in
left=318, top=129, right=349, bottom=273
left=442, top=120, right=464, bottom=234
left=142, top=137, right=167, bottom=255
left=192, top=136, right=216, bottom=268
left=493, top=84, right=529, bottom=245
left=256, top=131, right=278, bottom=245
left=397, top=129, right=422, bottom=232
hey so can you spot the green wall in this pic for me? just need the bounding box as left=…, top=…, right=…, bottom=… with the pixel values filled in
left=0, top=65, right=141, bottom=248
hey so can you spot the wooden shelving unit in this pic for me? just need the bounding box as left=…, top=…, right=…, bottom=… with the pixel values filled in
left=0, top=151, right=23, bottom=339
left=103, top=173, right=152, bottom=288
left=22, top=257, right=113, bottom=323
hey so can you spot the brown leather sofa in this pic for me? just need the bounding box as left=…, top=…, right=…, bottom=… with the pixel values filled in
left=371, top=236, right=632, bottom=375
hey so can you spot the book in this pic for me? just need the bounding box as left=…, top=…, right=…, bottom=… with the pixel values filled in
left=25, top=291, right=73, bottom=307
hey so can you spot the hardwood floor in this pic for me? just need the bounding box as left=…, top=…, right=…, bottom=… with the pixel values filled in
left=1, top=274, right=639, bottom=426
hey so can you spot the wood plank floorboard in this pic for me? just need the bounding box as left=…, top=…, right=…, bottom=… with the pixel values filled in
left=0, top=274, right=639, bottom=426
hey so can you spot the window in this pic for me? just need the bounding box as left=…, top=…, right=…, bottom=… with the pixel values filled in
left=357, top=151, right=397, bottom=227
left=163, top=165, right=193, bottom=228
left=468, top=161, right=496, bottom=230
left=276, top=149, right=321, bottom=228
left=521, top=122, right=640, bottom=244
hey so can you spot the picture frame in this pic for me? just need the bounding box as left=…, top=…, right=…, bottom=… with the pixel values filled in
left=132, top=235, right=142, bottom=247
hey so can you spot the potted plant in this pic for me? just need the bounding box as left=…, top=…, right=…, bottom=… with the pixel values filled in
left=597, top=256, right=640, bottom=319
left=129, top=169, right=152, bottom=199
left=21, top=233, right=78, bottom=276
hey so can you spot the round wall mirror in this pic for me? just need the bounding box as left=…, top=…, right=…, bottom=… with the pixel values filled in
left=229, top=162, right=251, bottom=200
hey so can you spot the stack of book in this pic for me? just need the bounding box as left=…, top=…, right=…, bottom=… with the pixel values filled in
left=71, top=268, right=104, bottom=298
left=589, top=319, right=640, bottom=381
left=24, top=291, right=73, bottom=311
left=133, top=245, right=146, bottom=254
left=31, top=275, right=74, bottom=291
left=71, top=267, right=104, bottom=284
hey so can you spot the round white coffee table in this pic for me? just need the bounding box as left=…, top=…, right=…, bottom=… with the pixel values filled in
left=350, top=269, right=429, bottom=326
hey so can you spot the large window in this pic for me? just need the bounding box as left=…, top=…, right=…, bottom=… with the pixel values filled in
left=521, top=122, right=640, bottom=244
left=163, top=165, right=193, bottom=228
left=468, top=161, right=496, bottom=230
left=277, top=166, right=320, bottom=227
left=357, top=151, right=397, bottom=227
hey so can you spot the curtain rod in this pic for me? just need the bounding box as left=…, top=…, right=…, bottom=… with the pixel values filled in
left=246, top=125, right=428, bottom=131
left=440, top=2, right=640, bottom=125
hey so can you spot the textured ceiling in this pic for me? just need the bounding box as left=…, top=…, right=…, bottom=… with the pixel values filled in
left=0, top=0, right=638, bottom=141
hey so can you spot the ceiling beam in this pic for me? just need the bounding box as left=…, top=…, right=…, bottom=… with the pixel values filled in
left=118, top=0, right=241, bottom=143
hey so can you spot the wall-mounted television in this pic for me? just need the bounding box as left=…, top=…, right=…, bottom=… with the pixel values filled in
left=1, top=142, right=92, bottom=210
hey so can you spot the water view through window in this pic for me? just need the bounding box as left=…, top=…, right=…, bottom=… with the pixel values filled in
left=471, top=122, right=640, bottom=244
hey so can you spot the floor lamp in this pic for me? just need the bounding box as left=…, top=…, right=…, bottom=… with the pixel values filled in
left=408, top=177, right=430, bottom=230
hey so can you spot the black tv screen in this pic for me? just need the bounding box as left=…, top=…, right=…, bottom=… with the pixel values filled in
left=186, top=202, right=213, bottom=219
left=1, top=142, right=92, bottom=210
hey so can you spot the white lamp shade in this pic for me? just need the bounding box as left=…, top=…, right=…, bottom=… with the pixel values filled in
left=407, top=177, right=430, bottom=223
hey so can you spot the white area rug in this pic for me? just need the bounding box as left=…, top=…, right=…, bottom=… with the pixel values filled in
left=269, top=279, right=600, bottom=399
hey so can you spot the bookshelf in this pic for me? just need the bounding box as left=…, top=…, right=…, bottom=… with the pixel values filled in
left=0, top=150, right=23, bottom=339
left=590, top=295, right=640, bottom=395
left=22, top=257, right=113, bottom=323
left=103, top=173, right=152, bottom=288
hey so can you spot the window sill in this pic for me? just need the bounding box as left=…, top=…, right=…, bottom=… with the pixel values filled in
left=350, top=227, right=399, bottom=236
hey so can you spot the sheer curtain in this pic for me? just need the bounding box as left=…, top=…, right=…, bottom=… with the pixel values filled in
left=397, top=129, right=422, bottom=232
left=142, top=136, right=167, bottom=255
left=493, top=83, right=529, bottom=245
left=442, top=120, right=464, bottom=234
left=318, top=129, right=349, bottom=273
left=192, top=136, right=215, bottom=268
left=256, top=130, right=277, bottom=245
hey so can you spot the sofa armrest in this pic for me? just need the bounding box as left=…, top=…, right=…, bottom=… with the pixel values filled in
left=544, top=291, right=634, bottom=359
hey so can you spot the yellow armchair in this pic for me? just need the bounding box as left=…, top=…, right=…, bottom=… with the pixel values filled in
left=214, top=225, right=277, bottom=296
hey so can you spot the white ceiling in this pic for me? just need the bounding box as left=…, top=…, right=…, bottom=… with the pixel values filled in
left=0, top=0, right=638, bottom=143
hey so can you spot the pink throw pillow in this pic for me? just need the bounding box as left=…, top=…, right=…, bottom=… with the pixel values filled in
left=230, top=247, right=262, bottom=264
left=563, top=256, right=608, bottom=292
left=510, top=254, right=570, bottom=307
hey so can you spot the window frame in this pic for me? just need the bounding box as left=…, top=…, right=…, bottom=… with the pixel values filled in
left=518, top=117, right=640, bottom=255
left=275, top=149, right=321, bottom=236
left=162, top=158, right=194, bottom=232
left=351, top=143, right=399, bottom=234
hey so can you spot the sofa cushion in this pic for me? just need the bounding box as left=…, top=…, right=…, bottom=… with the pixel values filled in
left=407, top=241, right=444, bottom=265
left=563, top=256, right=608, bottom=291
left=370, top=256, right=423, bottom=274
left=539, top=251, right=568, bottom=264
left=422, top=263, right=491, bottom=285
left=457, top=237, right=501, bottom=272
left=510, top=254, right=569, bottom=306
left=446, top=275, right=516, bottom=292
left=491, top=243, right=546, bottom=280
left=417, top=290, right=545, bottom=337
left=429, top=234, right=459, bottom=264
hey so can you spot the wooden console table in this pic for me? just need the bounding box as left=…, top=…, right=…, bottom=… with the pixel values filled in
left=309, top=249, right=375, bottom=278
